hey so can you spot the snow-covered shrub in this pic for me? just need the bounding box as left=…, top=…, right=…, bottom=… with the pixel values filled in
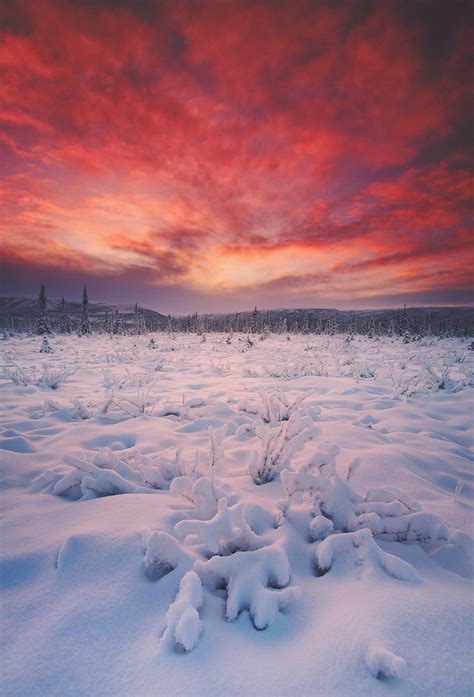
left=209, top=360, right=229, bottom=375
left=453, top=479, right=464, bottom=503
left=104, top=348, right=140, bottom=364
left=249, top=413, right=317, bottom=485
left=70, top=398, right=91, bottom=420
left=157, top=396, right=208, bottom=420
left=102, top=389, right=156, bottom=416
left=43, top=445, right=196, bottom=500
left=2, top=364, right=73, bottom=389
left=278, top=446, right=469, bottom=554
left=195, top=543, right=300, bottom=630
left=242, top=365, right=260, bottom=378
left=170, top=426, right=237, bottom=518
left=143, top=531, right=185, bottom=580
left=309, top=515, right=334, bottom=541
left=315, top=528, right=421, bottom=582
left=161, top=571, right=203, bottom=652
left=278, top=444, right=359, bottom=531
left=37, top=366, right=74, bottom=390
left=365, top=644, right=407, bottom=680
left=175, top=498, right=263, bottom=556
left=52, top=452, right=153, bottom=499
left=2, top=365, right=34, bottom=386
left=171, top=474, right=238, bottom=519
left=259, top=391, right=308, bottom=423
left=265, top=358, right=328, bottom=379
left=355, top=364, right=376, bottom=379
left=390, top=359, right=468, bottom=399
left=42, top=398, right=90, bottom=419
left=101, top=367, right=122, bottom=390
left=157, top=402, right=190, bottom=419
left=100, top=375, right=157, bottom=417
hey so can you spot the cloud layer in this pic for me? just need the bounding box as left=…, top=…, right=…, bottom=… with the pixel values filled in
left=1, top=0, right=472, bottom=310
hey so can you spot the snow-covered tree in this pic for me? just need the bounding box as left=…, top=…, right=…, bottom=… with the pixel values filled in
left=302, top=314, right=310, bottom=334
left=133, top=303, right=146, bottom=335
left=36, top=285, right=52, bottom=335
left=58, top=297, right=72, bottom=334
left=111, top=311, right=122, bottom=335
left=79, top=285, right=91, bottom=335
left=39, top=335, right=53, bottom=353
left=251, top=306, right=258, bottom=333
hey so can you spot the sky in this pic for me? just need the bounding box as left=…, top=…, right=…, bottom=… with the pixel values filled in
left=0, top=0, right=472, bottom=313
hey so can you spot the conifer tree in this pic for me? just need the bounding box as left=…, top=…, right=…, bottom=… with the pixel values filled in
left=112, top=311, right=122, bottom=335
left=40, top=335, right=53, bottom=353
left=79, top=285, right=91, bottom=335
left=36, top=284, right=52, bottom=335
left=59, top=297, right=72, bottom=334
left=251, top=306, right=258, bottom=333
left=302, top=314, right=310, bottom=334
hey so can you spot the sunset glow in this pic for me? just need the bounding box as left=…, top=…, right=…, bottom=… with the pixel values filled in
left=0, top=0, right=472, bottom=311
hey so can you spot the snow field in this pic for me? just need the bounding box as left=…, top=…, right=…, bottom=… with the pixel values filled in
left=0, top=331, right=473, bottom=696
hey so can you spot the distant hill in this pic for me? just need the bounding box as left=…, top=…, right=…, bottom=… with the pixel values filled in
left=0, top=296, right=167, bottom=331
left=0, top=297, right=472, bottom=335
left=201, top=306, right=474, bottom=329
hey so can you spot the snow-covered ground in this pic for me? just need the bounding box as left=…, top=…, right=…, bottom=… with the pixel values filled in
left=1, top=332, right=473, bottom=697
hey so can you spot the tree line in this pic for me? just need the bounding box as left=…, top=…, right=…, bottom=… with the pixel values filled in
left=1, top=287, right=473, bottom=339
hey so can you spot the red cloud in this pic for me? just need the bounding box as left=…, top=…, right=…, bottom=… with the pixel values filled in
left=0, top=0, right=472, bottom=308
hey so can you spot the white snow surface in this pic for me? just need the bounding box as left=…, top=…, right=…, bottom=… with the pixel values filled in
left=0, top=332, right=473, bottom=697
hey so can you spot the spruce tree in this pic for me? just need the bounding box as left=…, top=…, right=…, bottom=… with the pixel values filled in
left=302, top=314, right=310, bottom=334
left=59, top=297, right=72, bottom=334
left=80, top=285, right=91, bottom=335
left=39, top=335, right=53, bottom=353
left=112, top=311, right=121, bottom=335
left=36, top=284, right=52, bottom=335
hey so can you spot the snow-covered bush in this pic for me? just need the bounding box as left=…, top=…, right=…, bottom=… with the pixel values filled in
left=2, top=364, right=73, bottom=389
left=175, top=498, right=263, bottom=556
left=278, top=445, right=469, bottom=554
left=41, top=446, right=197, bottom=500
left=100, top=374, right=157, bottom=417
left=365, top=644, right=407, bottom=680
left=209, top=359, right=229, bottom=375
left=37, top=366, right=74, bottom=390
left=42, top=398, right=90, bottom=419
left=161, top=571, right=203, bottom=652
left=143, top=531, right=185, bottom=580
left=315, top=528, right=421, bottom=582
left=104, top=348, right=140, bottom=364
left=171, top=474, right=238, bottom=519
left=259, top=391, right=308, bottom=423
left=265, top=358, right=328, bottom=379
left=195, top=543, right=301, bottom=630
left=170, top=426, right=237, bottom=518
left=249, top=413, right=317, bottom=485
left=2, top=365, right=34, bottom=386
